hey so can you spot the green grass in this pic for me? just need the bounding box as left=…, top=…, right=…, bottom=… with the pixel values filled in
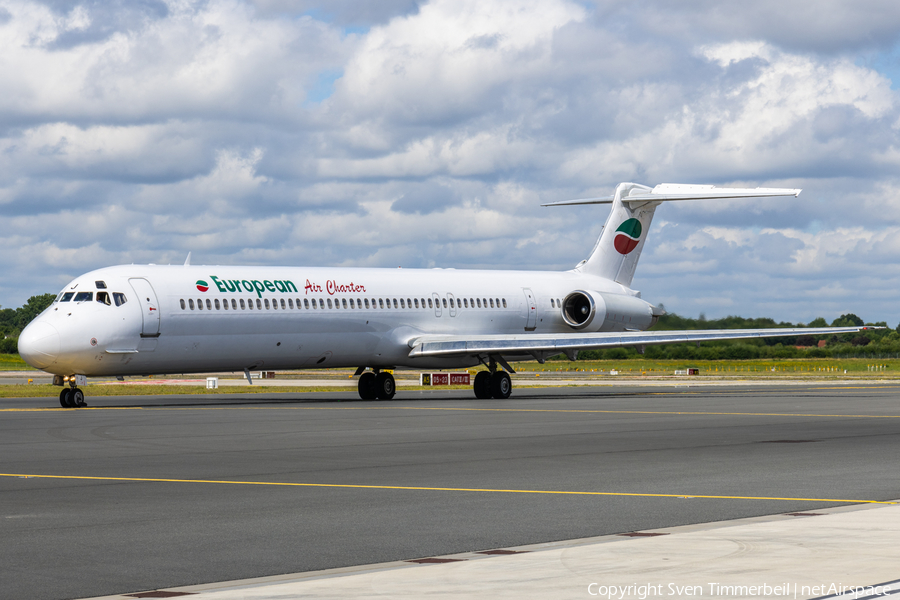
left=518, top=357, right=896, bottom=375
left=0, top=384, right=363, bottom=398
left=0, top=383, right=482, bottom=399
left=2, top=357, right=897, bottom=400
left=0, top=354, right=27, bottom=370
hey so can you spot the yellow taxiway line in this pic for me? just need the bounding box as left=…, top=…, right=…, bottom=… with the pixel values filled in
left=0, top=473, right=895, bottom=504
left=4, top=405, right=900, bottom=420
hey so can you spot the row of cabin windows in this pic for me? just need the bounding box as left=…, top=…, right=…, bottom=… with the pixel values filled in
left=57, top=291, right=128, bottom=306
left=178, top=296, right=509, bottom=311
left=549, top=298, right=563, bottom=308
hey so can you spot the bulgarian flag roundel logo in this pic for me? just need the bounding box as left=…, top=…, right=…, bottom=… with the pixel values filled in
left=614, top=218, right=642, bottom=254
left=196, top=280, right=209, bottom=292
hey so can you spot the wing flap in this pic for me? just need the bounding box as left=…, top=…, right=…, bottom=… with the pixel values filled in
left=408, top=326, right=873, bottom=358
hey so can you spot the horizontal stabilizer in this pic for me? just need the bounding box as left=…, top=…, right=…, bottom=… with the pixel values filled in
left=543, top=183, right=801, bottom=207
left=408, top=326, right=875, bottom=358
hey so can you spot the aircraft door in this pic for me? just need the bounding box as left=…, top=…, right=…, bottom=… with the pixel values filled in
left=523, top=288, right=537, bottom=331
left=432, top=293, right=442, bottom=317
left=129, top=278, right=161, bottom=337
left=447, top=293, right=457, bottom=317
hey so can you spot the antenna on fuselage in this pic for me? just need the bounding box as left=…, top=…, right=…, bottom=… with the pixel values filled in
left=183, top=252, right=192, bottom=267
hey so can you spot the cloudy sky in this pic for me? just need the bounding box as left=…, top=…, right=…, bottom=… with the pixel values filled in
left=2, top=0, right=900, bottom=325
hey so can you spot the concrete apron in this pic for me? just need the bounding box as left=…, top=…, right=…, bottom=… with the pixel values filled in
left=86, top=500, right=900, bottom=600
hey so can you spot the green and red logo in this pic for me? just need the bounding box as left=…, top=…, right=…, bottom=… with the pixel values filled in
left=196, top=280, right=209, bottom=292
left=613, top=218, right=642, bottom=254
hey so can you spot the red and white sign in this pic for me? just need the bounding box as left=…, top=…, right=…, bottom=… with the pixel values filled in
left=420, top=372, right=471, bottom=386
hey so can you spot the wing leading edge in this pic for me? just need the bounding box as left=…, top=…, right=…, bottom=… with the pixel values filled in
left=408, top=326, right=876, bottom=360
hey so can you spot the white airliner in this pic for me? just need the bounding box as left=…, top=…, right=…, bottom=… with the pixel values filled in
left=18, top=182, right=870, bottom=408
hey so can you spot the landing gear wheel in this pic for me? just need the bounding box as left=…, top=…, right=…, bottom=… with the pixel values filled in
left=59, top=388, right=73, bottom=408
left=491, top=371, right=512, bottom=399
left=72, top=388, right=86, bottom=407
left=358, top=372, right=377, bottom=400
left=473, top=371, right=492, bottom=399
left=375, top=372, right=396, bottom=400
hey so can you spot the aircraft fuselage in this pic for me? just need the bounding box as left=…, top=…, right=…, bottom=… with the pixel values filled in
left=27, top=264, right=655, bottom=377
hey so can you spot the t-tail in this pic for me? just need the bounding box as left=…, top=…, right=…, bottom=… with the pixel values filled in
left=543, top=182, right=802, bottom=288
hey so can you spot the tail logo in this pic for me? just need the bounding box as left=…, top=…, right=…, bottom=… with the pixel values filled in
left=196, top=280, right=209, bottom=292
left=613, top=219, right=642, bottom=254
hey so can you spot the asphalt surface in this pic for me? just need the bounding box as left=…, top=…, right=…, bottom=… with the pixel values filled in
left=2, top=384, right=900, bottom=600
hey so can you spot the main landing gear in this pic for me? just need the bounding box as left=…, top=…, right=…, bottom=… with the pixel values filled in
left=473, top=356, right=512, bottom=399
left=59, top=387, right=86, bottom=408
left=357, top=370, right=396, bottom=400
left=473, top=370, right=511, bottom=399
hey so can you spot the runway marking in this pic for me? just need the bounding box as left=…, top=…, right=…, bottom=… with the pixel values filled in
left=5, top=405, right=900, bottom=420
left=0, top=473, right=895, bottom=504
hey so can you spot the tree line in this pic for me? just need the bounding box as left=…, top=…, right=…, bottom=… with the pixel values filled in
left=0, top=294, right=56, bottom=354
left=573, top=312, right=896, bottom=361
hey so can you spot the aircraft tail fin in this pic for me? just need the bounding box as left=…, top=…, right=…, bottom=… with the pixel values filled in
left=543, top=183, right=801, bottom=288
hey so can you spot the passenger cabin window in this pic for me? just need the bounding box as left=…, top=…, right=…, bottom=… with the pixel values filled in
left=414, top=298, right=419, bottom=308
left=240, top=299, right=246, bottom=309
left=95, top=280, right=107, bottom=289
left=502, top=298, right=507, bottom=308
left=189, top=299, right=195, bottom=309
left=97, top=292, right=111, bottom=305
left=197, top=299, right=204, bottom=310
left=180, top=299, right=186, bottom=310
left=490, top=299, right=494, bottom=308
left=428, top=298, right=433, bottom=308
left=379, top=299, right=384, bottom=309
left=74, top=292, right=93, bottom=302
left=215, top=299, right=221, bottom=310
left=206, top=299, right=212, bottom=310
left=342, top=299, right=348, bottom=308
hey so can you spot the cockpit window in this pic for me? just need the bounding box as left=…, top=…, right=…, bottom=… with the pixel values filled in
left=95, top=281, right=107, bottom=289
left=73, top=292, right=93, bottom=302
left=113, top=292, right=127, bottom=306
left=96, top=292, right=111, bottom=305
left=59, top=292, right=75, bottom=302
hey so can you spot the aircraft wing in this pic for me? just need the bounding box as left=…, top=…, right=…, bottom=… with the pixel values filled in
left=407, top=326, right=876, bottom=359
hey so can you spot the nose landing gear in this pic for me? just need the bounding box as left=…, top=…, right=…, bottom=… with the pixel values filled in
left=59, top=386, right=87, bottom=408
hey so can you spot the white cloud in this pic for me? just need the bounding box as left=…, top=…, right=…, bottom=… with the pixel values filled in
left=3, top=0, right=900, bottom=327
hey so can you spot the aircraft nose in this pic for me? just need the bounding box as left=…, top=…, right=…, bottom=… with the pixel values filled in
left=18, top=321, right=60, bottom=369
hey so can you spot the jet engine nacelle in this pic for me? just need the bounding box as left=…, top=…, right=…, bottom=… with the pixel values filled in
left=561, top=290, right=659, bottom=332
